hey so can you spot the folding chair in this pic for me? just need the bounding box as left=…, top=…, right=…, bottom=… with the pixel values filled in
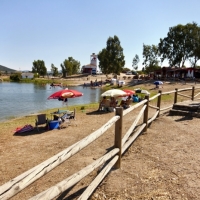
left=35, top=114, right=48, bottom=131
left=59, top=113, right=71, bottom=129
left=69, top=108, right=76, bottom=120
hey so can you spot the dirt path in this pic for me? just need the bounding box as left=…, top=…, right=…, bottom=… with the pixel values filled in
left=0, top=80, right=200, bottom=199
left=92, top=114, right=200, bottom=200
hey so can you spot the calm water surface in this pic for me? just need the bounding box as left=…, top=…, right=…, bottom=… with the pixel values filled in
left=0, top=82, right=102, bottom=121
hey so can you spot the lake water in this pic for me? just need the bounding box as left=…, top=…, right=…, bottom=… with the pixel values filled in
left=0, top=82, right=102, bottom=122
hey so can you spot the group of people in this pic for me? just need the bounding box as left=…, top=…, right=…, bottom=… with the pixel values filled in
left=98, top=96, right=117, bottom=112
left=98, top=94, right=142, bottom=112
left=83, top=80, right=103, bottom=88
left=119, top=95, right=132, bottom=109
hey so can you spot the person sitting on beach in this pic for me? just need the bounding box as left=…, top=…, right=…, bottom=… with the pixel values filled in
left=120, top=95, right=132, bottom=109
left=110, top=97, right=117, bottom=108
left=108, top=97, right=117, bottom=112
left=132, top=94, right=139, bottom=102
left=98, top=96, right=107, bottom=111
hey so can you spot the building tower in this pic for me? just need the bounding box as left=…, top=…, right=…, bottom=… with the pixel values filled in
left=90, top=53, right=97, bottom=66
left=81, top=53, right=97, bottom=74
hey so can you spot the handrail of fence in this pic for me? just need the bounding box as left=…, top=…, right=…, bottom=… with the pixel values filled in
left=0, top=115, right=120, bottom=200
left=1, top=86, right=200, bottom=200
left=149, top=93, right=160, bottom=101
left=194, top=92, right=200, bottom=98
left=162, top=90, right=176, bottom=95
left=78, top=155, right=119, bottom=200
left=30, top=149, right=120, bottom=200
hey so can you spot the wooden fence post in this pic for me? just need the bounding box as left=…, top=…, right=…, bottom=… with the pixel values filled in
left=192, top=86, right=195, bottom=101
left=143, top=95, right=149, bottom=132
left=174, top=88, right=178, bottom=104
left=73, top=108, right=76, bottom=120
left=157, top=90, right=162, bottom=118
left=114, top=107, right=123, bottom=169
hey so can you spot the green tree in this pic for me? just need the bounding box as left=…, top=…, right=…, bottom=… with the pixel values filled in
left=187, top=22, right=200, bottom=67
left=97, top=48, right=110, bottom=74
left=61, top=57, right=80, bottom=76
left=10, top=73, right=21, bottom=81
left=158, top=22, right=200, bottom=67
left=32, top=60, right=47, bottom=77
left=122, top=67, right=131, bottom=73
left=132, top=54, right=140, bottom=71
left=51, top=64, right=58, bottom=77
left=142, top=44, right=160, bottom=73
left=98, top=35, right=125, bottom=75
left=60, top=63, right=67, bottom=77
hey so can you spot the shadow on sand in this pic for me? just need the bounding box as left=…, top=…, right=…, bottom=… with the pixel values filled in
left=86, top=110, right=113, bottom=115
left=174, top=115, right=194, bottom=121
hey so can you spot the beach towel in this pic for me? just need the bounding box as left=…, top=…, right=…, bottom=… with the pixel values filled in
left=14, top=124, right=34, bottom=134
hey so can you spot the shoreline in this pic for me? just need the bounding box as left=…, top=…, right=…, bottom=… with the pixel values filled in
left=1, top=78, right=199, bottom=122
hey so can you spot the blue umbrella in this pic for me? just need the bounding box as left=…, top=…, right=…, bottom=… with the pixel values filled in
left=154, top=81, right=163, bottom=85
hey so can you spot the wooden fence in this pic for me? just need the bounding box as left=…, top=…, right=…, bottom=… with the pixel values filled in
left=0, top=86, right=200, bottom=200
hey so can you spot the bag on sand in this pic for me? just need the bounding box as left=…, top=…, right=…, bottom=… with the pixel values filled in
left=14, top=124, right=34, bottom=134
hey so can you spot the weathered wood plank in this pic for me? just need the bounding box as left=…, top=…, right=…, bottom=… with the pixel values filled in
left=178, top=88, right=192, bottom=92
left=29, top=149, right=119, bottom=200
left=177, top=93, right=191, bottom=98
left=78, top=155, right=118, bottom=200
left=157, top=90, right=162, bottom=117
left=147, top=110, right=159, bottom=124
left=122, top=100, right=147, bottom=116
left=160, top=105, right=173, bottom=111
left=149, top=104, right=159, bottom=110
left=194, top=92, right=200, bottom=98
left=114, top=108, right=123, bottom=169
left=122, top=123, right=146, bottom=154
left=149, top=93, right=160, bottom=101
left=122, top=105, right=146, bottom=146
left=162, top=90, right=176, bottom=95
left=143, top=96, right=149, bottom=132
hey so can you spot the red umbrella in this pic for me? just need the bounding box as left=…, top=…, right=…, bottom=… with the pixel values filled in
left=123, top=89, right=135, bottom=96
left=48, top=89, right=83, bottom=99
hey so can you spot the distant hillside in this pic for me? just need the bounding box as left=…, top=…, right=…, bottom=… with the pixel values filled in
left=0, top=65, right=17, bottom=72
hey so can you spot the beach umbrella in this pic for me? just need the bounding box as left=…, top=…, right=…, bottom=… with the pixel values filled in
left=47, top=88, right=83, bottom=99
left=154, top=81, right=163, bottom=85
left=101, top=89, right=127, bottom=97
left=123, top=89, right=135, bottom=96
left=134, top=89, right=150, bottom=95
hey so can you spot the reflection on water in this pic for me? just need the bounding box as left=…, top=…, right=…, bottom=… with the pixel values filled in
left=0, top=82, right=102, bottom=121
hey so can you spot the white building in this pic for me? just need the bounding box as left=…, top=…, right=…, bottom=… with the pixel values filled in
left=21, top=72, right=34, bottom=79
left=81, top=53, right=97, bottom=74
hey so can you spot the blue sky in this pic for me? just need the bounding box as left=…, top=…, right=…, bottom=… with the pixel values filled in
left=1, top=0, right=200, bottom=72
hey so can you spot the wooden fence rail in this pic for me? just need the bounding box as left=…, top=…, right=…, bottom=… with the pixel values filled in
left=1, top=86, right=200, bottom=200
left=0, top=116, right=120, bottom=200
left=78, top=155, right=119, bottom=200
left=29, top=149, right=119, bottom=200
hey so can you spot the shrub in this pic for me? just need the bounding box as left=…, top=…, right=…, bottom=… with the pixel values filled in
left=10, top=73, right=21, bottom=81
left=80, top=106, right=85, bottom=110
